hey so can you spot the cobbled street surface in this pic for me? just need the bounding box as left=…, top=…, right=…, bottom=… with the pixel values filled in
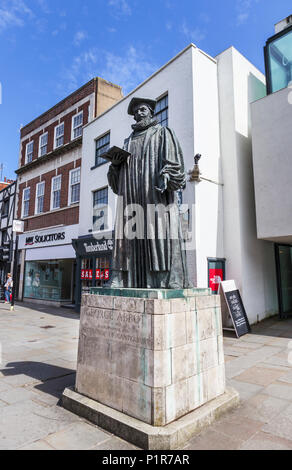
left=0, top=302, right=292, bottom=450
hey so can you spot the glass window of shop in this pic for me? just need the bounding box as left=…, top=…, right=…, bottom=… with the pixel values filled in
left=24, top=259, right=73, bottom=301
left=266, top=27, right=292, bottom=93
left=81, top=257, right=94, bottom=295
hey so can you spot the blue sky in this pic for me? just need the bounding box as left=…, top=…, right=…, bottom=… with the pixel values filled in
left=0, top=0, right=291, bottom=179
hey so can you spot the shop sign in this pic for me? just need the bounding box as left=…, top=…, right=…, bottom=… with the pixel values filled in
left=81, top=269, right=93, bottom=280
left=72, top=235, right=114, bottom=256
left=83, top=239, right=113, bottom=253
left=19, top=225, right=78, bottom=250
left=81, top=268, right=109, bottom=280
left=209, top=268, right=223, bottom=293
left=95, top=269, right=109, bottom=280
left=219, top=280, right=251, bottom=338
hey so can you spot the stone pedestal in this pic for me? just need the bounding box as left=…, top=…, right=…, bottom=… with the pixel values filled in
left=62, top=288, right=239, bottom=448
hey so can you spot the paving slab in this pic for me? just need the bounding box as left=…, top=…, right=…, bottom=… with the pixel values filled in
left=211, top=414, right=263, bottom=442
left=183, top=429, right=241, bottom=450
left=224, top=393, right=290, bottom=424
left=262, top=383, right=292, bottom=401
left=91, top=437, right=140, bottom=450
left=239, top=431, right=292, bottom=450
left=44, top=422, right=112, bottom=450
left=234, top=365, right=287, bottom=386
left=226, top=378, right=264, bottom=401
left=262, top=404, right=292, bottom=442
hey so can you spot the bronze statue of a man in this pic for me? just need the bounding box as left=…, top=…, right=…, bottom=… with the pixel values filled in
left=107, top=97, right=192, bottom=289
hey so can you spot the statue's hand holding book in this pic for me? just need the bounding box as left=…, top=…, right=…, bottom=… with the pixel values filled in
left=102, top=146, right=131, bottom=166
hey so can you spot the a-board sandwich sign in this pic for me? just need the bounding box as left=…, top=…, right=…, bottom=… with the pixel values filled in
left=219, top=280, right=251, bottom=338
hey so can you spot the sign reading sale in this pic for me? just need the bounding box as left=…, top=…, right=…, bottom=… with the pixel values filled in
left=81, top=269, right=109, bottom=280
left=81, top=269, right=93, bottom=280
left=96, top=269, right=109, bottom=280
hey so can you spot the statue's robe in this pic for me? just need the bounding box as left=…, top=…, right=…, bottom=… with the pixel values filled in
left=107, top=122, right=192, bottom=289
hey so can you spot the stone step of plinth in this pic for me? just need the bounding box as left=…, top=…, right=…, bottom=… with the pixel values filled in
left=90, top=287, right=212, bottom=299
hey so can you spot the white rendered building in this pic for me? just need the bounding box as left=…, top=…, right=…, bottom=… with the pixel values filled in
left=76, top=43, right=278, bottom=324
left=251, top=16, right=292, bottom=318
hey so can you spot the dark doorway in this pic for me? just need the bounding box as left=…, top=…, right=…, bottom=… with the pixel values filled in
left=275, top=244, right=292, bottom=318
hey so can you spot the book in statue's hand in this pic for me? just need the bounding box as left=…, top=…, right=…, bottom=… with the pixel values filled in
left=101, top=146, right=131, bottom=165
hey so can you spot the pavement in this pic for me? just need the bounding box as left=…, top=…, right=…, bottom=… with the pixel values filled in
left=0, top=301, right=291, bottom=450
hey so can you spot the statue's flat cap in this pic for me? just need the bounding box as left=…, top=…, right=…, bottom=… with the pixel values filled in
left=127, top=97, right=157, bottom=116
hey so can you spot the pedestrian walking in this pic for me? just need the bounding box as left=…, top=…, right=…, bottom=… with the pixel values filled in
left=4, top=273, right=13, bottom=304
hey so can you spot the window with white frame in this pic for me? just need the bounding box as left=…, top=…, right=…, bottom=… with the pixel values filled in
left=55, top=123, right=64, bottom=148
left=39, top=132, right=48, bottom=157
left=93, top=187, right=108, bottom=231
left=154, top=94, right=168, bottom=127
left=22, top=187, right=30, bottom=218
left=51, top=175, right=61, bottom=210
left=26, top=141, right=34, bottom=163
left=69, top=168, right=80, bottom=205
left=35, top=182, right=45, bottom=214
left=95, top=133, right=110, bottom=167
left=72, top=111, right=83, bottom=139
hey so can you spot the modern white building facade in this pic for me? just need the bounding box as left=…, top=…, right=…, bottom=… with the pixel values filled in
left=76, top=43, right=278, bottom=324
left=251, top=16, right=292, bottom=318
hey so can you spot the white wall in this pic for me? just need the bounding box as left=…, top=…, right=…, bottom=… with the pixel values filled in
left=217, top=47, right=278, bottom=323
left=251, top=86, right=292, bottom=243
left=192, top=48, right=223, bottom=287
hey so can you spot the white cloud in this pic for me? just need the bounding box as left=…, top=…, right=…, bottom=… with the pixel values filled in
left=100, top=46, right=157, bottom=94
left=74, top=30, right=87, bottom=46
left=108, top=0, right=131, bottom=17
left=181, top=22, right=206, bottom=44
left=59, top=49, right=99, bottom=94
left=59, top=46, right=157, bottom=97
left=0, top=0, right=33, bottom=32
left=235, top=0, right=259, bottom=25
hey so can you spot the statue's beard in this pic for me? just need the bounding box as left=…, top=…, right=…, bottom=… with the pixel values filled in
left=132, top=116, right=157, bottom=131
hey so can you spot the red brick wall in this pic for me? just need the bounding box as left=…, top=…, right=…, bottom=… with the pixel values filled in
left=32, top=131, right=43, bottom=161
left=28, top=177, right=41, bottom=217
left=21, top=138, right=29, bottom=167
left=61, top=110, right=75, bottom=146
left=44, top=122, right=56, bottom=154
left=17, top=182, right=25, bottom=219
left=41, top=169, right=56, bottom=213
left=57, top=162, right=75, bottom=208
left=23, top=206, right=79, bottom=231
left=20, top=101, right=90, bottom=167
left=78, top=101, right=90, bottom=126
left=20, top=80, right=95, bottom=138
left=17, top=161, right=81, bottom=230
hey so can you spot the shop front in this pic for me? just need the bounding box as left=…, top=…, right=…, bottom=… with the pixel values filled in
left=19, top=225, right=78, bottom=306
left=72, top=234, right=113, bottom=312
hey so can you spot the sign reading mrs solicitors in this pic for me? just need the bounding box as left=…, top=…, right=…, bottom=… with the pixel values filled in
left=18, top=225, right=78, bottom=250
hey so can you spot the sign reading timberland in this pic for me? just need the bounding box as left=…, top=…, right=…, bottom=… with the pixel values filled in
left=220, top=280, right=251, bottom=338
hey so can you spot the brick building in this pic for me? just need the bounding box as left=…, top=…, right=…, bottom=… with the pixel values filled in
left=0, top=181, right=16, bottom=298
left=15, top=78, right=122, bottom=306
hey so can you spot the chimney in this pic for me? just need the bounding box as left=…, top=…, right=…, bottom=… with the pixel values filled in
left=275, top=15, right=292, bottom=34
